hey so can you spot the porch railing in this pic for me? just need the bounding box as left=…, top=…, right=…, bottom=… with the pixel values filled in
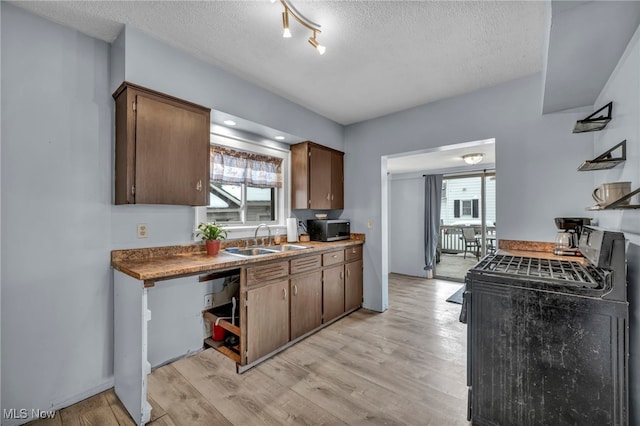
left=439, top=225, right=496, bottom=254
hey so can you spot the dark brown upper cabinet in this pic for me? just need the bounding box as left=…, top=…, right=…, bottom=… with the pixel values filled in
left=113, top=82, right=210, bottom=205
left=291, top=141, right=344, bottom=210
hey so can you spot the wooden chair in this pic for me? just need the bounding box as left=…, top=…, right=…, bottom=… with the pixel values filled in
left=461, top=227, right=480, bottom=260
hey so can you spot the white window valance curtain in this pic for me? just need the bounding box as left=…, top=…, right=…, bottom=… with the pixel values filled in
left=210, top=145, right=283, bottom=188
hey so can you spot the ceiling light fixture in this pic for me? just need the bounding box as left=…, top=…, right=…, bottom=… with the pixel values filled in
left=276, top=0, right=325, bottom=55
left=223, top=120, right=236, bottom=126
left=274, top=135, right=286, bottom=140
left=462, top=153, right=484, bottom=165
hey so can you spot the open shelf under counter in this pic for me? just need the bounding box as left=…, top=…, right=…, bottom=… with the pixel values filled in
left=204, top=337, right=240, bottom=364
left=203, top=309, right=241, bottom=363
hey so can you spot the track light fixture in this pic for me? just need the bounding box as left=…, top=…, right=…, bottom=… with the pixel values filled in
left=275, top=0, right=325, bottom=54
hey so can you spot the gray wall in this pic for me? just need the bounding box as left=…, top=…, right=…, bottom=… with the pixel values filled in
left=1, top=4, right=113, bottom=420
left=343, top=74, right=595, bottom=312
left=592, top=22, right=640, bottom=423
left=0, top=3, right=343, bottom=423
left=389, top=177, right=425, bottom=277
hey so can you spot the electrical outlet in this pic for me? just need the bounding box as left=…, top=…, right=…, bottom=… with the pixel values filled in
left=204, top=294, right=214, bottom=309
left=137, top=224, right=148, bottom=238
left=367, top=220, right=374, bottom=229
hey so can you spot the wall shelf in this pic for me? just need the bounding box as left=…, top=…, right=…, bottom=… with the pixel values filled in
left=578, top=140, right=626, bottom=171
left=573, top=102, right=612, bottom=133
left=586, top=187, right=640, bottom=210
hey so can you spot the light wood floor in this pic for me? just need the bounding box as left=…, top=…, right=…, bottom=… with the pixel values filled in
left=28, top=274, right=468, bottom=425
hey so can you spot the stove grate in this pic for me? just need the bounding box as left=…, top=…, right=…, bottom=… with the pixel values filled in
left=473, top=255, right=604, bottom=288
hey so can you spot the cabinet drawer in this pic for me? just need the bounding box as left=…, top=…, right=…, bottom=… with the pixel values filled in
left=345, top=245, right=362, bottom=261
left=246, top=261, right=289, bottom=286
left=323, top=250, right=344, bottom=266
left=290, top=255, right=322, bottom=275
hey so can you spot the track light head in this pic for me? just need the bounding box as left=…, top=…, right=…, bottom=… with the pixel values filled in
left=282, top=11, right=291, bottom=38
left=308, top=36, right=326, bottom=55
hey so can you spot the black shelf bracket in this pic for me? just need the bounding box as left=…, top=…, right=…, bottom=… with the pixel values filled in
left=587, top=186, right=640, bottom=210
left=577, top=140, right=627, bottom=171
left=573, top=102, right=613, bottom=133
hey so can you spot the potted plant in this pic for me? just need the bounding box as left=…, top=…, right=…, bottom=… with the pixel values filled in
left=196, top=222, right=227, bottom=256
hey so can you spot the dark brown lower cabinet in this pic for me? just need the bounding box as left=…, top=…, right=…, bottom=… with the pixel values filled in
left=323, top=265, right=345, bottom=323
left=290, top=271, right=322, bottom=340
left=246, top=279, right=289, bottom=364
left=345, top=259, right=363, bottom=311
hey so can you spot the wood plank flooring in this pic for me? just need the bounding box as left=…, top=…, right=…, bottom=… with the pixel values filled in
left=28, top=274, right=468, bottom=425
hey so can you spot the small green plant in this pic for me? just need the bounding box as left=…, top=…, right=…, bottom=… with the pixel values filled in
left=196, top=222, right=227, bottom=241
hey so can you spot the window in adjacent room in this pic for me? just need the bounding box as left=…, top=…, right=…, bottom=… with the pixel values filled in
left=454, top=199, right=479, bottom=218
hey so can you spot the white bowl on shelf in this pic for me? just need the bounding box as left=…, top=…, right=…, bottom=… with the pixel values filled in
left=315, top=214, right=328, bottom=220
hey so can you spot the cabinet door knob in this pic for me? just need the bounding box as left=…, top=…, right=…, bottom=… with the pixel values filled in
left=196, top=180, right=202, bottom=191
left=294, top=284, right=298, bottom=296
left=331, top=194, right=334, bottom=201
left=326, top=193, right=330, bottom=201
left=283, top=288, right=287, bottom=300
left=347, top=269, right=351, bottom=278
left=340, top=271, right=344, bottom=279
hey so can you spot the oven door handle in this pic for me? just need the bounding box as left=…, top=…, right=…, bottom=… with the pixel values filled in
left=459, top=289, right=469, bottom=324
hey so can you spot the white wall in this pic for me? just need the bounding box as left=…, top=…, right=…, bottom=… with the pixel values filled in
left=343, top=74, right=594, bottom=312
left=592, top=22, right=640, bottom=424
left=0, top=3, right=344, bottom=423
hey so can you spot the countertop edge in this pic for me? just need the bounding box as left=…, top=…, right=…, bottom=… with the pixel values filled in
left=112, top=239, right=365, bottom=282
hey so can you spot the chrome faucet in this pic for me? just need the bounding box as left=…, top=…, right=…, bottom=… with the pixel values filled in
left=254, top=223, right=271, bottom=246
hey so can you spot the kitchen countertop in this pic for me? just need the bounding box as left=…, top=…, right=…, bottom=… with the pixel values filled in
left=111, top=238, right=364, bottom=283
left=497, top=248, right=584, bottom=263
left=497, top=239, right=585, bottom=262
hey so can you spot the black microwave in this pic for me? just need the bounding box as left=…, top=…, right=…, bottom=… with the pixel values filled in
left=308, top=219, right=351, bottom=242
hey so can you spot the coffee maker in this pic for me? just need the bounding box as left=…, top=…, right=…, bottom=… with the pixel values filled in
left=553, top=217, right=592, bottom=256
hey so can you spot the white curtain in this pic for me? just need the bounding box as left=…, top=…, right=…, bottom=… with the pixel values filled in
left=210, top=146, right=282, bottom=188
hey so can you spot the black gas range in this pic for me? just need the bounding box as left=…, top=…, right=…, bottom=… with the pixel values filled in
left=461, top=226, right=628, bottom=425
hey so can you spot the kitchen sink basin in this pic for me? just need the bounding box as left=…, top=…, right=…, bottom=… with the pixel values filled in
left=224, top=244, right=308, bottom=257
left=225, top=247, right=278, bottom=257
left=269, top=244, right=308, bottom=252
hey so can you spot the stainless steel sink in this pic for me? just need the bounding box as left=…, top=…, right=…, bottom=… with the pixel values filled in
left=224, top=244, right=308, bottom=257
left=269, top=244, right=308, bottom=252
left=225, top=247, right=278, bottom=257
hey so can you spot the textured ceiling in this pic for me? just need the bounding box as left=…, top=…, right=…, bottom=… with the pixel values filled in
left=11, top=0, right=546, bottom=125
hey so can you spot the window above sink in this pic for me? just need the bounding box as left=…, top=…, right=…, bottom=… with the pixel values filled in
left=194, top=132, right=291, bottom=241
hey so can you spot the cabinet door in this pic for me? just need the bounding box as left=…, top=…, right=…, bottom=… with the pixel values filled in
left=135, top=94, right=209, bottom=205
left=246, top=280, right=290, bottom=364
left=323, top=265, right=345, bottom=323
left=345, top=260, right=363, bottom=311
left=330, top=151, right=344, bottom=209
left=309, top=145, right=332, bottom=209
left=290, top=271, right=322, bottom=340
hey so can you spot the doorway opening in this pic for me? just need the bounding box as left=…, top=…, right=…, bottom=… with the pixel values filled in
left=435, top=171, right=496, bottom=282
